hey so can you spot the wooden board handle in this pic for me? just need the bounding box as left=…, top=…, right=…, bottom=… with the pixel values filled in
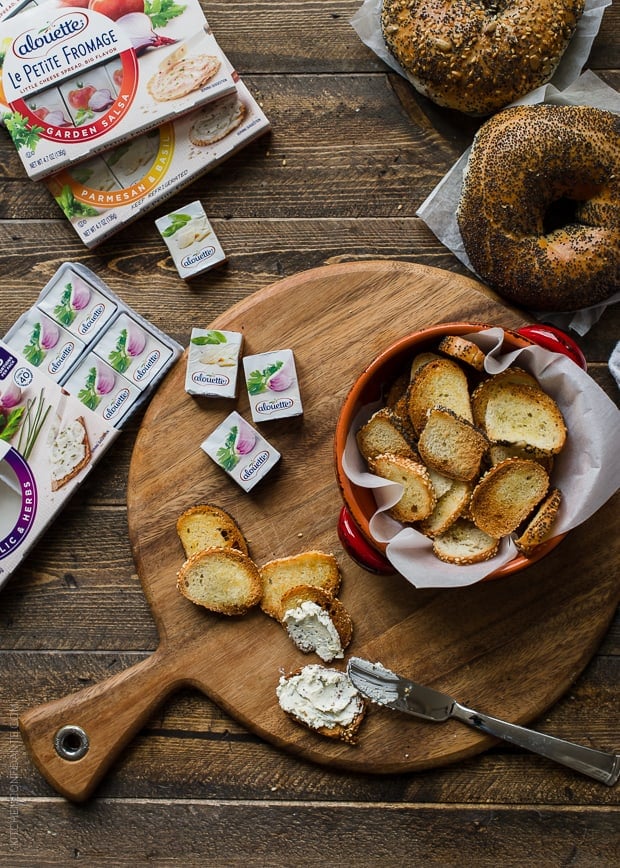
left=19, top=646, right=185, bottom=801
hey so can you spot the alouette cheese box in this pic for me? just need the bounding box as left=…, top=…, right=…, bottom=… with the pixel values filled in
left=156, top=200, right=227, bottom=279
left=201, top=411, right=281, bottom=492
left=43, top=65, right=271, bottom=247
left=0, top=262, right=182, bottom=590
left=0, top=0, right=236, bottom=180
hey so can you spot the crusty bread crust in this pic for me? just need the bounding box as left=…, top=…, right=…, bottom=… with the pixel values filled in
left=357, top=407, right=417, bottom=462
left=176, top=503, right=249, bottom=558
left=368, top=453, right=436, bottom=523
left=177, top=546, right=262, bottom=615
left=420, top=479, right=472, bottom=538
left=407, top=357, right=473, bottom=434
left=418, top=406, right=488, bottom=482
left=280, top=584, right=353, bottom=650
left=438, top=335, right=486, bottom=372
left=483, top=382, right=567, bottom=455
left=470, top=458, right=549, bottom=538
left=409, top=351, right=442, bottom=380
left=471, top=368, right=540, bottom=428
left=432, top=518, right=499, bottom=565
left=515, top=487, right=562, bottom=556
left=259, top=551, right=341, bottom=620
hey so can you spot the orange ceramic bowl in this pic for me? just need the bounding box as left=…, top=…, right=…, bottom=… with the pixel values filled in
left=334, top=321, right=583, bottom=580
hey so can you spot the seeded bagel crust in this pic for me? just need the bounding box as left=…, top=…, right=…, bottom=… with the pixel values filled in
left=380, top=0, right=584, bottom=115
left=458, top=104, right=620, bottom=311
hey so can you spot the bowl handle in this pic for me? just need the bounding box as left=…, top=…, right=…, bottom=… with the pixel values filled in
left=338, top=505, right=395, bottom=574
left=517, top=324, right=587, bottom=370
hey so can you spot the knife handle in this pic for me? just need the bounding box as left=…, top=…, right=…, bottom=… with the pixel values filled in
left=451, top=702, right=620, bottom=786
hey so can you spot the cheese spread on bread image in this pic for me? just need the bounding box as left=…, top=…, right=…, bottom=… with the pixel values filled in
left=276, top=665, right=367, bottom=743
left=189, top=94, right=247, bottom=147
left=146, top=38, right=222, bottom=102
left=282, top=602, right=345, bottom=662
left=48, top=417, right=91, bottom=492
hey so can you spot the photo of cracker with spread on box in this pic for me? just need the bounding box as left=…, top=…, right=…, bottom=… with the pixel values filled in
left=0, top=0, right=236, bottom=180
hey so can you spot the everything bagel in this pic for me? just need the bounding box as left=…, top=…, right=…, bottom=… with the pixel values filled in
left=457, top=104, right=620, bottom=312
left=381, top=0, right=584, bottom=116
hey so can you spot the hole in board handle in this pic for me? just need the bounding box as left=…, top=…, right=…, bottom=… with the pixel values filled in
left=54, top=725, right=90, bottom=761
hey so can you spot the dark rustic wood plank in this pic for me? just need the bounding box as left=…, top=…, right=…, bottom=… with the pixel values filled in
left=1, top=217, right=619, bottom=357
left=0, top=797, right=618, bottom=866
left=0, top=72, right=465, bottom=215
left=0, top=0, right=618, bottom=855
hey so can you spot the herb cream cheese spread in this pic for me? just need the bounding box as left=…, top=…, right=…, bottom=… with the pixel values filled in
left=276, top=664, right=364, bottom=731
left=49, top=420, right=87, bottom=484
left=282, top=601, right=343, bottom=662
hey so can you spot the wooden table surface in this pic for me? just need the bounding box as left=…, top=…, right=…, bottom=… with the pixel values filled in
left=1, top=2, right=618, bottom=864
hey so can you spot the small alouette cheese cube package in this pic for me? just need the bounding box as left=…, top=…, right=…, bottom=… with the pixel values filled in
left=0, top=262, right=182, bottom=590
left=185, top=328, right=243, bottom=398
left=243, top=349, right=303, bottom=423
left=156, top=201, right=226, bottom=279
left=0, top=0, right=236, bottom=180
left=201, top=411, right=280, bottom=492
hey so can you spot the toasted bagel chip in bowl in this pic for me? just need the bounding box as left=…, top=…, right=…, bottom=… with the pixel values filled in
left=334, top=321, right=617, bottom=588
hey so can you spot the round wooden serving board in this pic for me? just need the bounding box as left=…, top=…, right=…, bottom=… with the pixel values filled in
left=19, top=262, right=620, bottom=800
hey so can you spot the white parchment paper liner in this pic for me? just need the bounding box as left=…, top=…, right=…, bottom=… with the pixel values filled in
left=351, top=0, right=617, bottom=334
left=342, top=329, right=620, bottom=589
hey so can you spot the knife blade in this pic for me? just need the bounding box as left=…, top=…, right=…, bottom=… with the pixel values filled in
left=346, top=657, right=620, bottom=786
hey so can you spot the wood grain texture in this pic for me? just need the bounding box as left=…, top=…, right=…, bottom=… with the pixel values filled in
left=17, top=262, right=619, bottom=801
left=1, top=0, right=619, bottom=859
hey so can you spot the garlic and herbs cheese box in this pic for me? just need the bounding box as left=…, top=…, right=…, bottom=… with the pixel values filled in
left=0, top=337, right=119, bottom=591
left=0, top=0, right=236, bottom=180
left=43, top=68, right=271, bottom=247
left=3, top=309, right=86, bottom=382
left=0, top=261, right=182, bottom=590
left=185, top=328, right=243, bottom=398
left=243, top=349, right=303, bottom=423
left=201, top=411, right=280, bottom=492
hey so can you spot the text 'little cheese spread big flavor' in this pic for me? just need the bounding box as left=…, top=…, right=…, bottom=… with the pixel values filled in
left=0, top=0, right=236, bottom=179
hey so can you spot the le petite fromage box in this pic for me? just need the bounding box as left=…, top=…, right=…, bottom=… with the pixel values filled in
left=0, top=262, right=182, bottom=590
left=43, top=66, right=271, bottom=247
left=0, top=0, right=236, bottom=180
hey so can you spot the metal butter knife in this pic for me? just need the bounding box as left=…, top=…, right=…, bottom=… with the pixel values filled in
left=347, top=657, right=620, bottom=786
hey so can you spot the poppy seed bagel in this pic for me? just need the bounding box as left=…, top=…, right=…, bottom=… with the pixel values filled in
left=457, top=104, right=620, bottom=311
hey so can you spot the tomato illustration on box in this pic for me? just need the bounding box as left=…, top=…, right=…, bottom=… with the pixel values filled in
left=0, top=0, right=236, bottom=180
